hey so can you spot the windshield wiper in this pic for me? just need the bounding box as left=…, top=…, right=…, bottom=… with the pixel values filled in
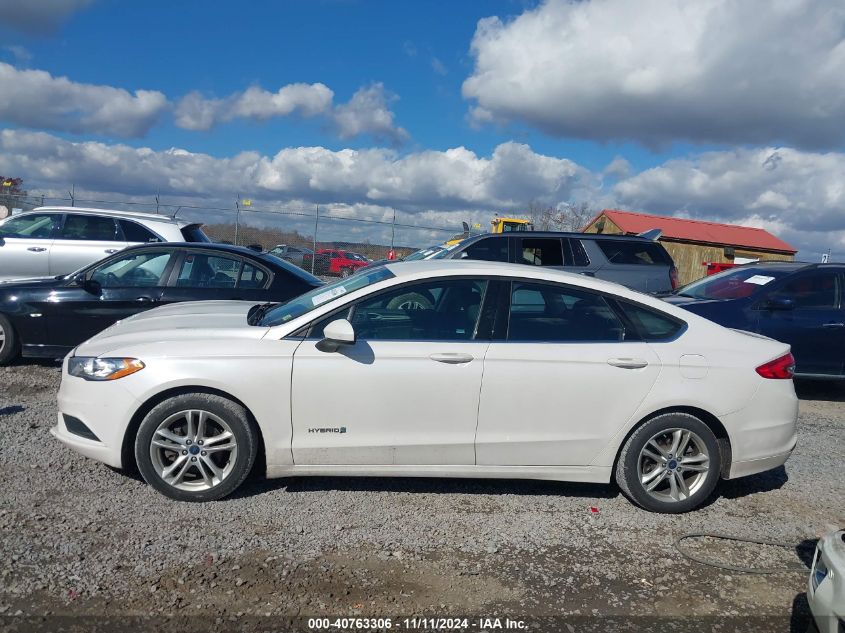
left=247, top=302, right=278, bottom=326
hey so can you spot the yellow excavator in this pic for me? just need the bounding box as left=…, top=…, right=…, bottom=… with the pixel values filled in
left=445, top=216, right=533, bottom=245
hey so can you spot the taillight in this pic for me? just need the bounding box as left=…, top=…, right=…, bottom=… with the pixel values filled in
left=670, top=266, right=679, bottom=290
left=756, top=353, right=795, bottom=379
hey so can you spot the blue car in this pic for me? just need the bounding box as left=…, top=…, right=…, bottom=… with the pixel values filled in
left=664, top=262, right=845, bottom=379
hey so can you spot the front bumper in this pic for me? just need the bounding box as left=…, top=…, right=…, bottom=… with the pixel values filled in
left=808, top=530, right=845, bottom=633
left=52, top=356, right=140, bottom=470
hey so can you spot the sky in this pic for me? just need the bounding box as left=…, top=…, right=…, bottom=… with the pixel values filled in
left=1, top=0, right=844, bottom=258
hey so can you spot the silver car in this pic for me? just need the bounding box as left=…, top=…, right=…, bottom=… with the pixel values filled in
left=0, top=207, right=209, bottom=281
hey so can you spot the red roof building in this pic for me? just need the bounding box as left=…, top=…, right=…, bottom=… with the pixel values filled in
left=583, top=209, right=797, bottom=284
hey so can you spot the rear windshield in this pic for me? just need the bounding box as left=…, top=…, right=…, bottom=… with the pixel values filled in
left=180, top=224, right=211, bottom=243
left=677, top=267, right=789, bottom=300
left=258, top=266, right=395, bottom=326
left=597, top=240, right=671, bottom=265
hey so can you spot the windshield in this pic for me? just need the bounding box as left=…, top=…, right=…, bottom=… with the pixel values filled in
left=677, top=267, right=789, bottom=300
left=258, top=265, right=395, bottom=326
left=429, top=242, right=463, bottom=259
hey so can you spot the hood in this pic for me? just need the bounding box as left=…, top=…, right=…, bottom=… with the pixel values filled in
left=75, top=300, right=269, bottom=356
left=0, top=275, right=65, bottom=289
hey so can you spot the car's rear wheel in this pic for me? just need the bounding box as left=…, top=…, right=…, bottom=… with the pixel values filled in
left=615, top=412, right=721, bottom=513
left=0, top=314, right=21, bottom=366
left=135, top=393, right=257, bottom=502
left=340, top=266, right=353, bottom=278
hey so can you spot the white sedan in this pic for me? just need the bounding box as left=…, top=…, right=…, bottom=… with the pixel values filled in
left=51, top=261, right=798, bottom=512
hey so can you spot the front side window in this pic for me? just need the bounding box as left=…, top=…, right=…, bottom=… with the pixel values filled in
left=508, top=281, right=625, bottom=342
left=176, top=253, right=241, bottom=288
left=518, top=238, right=564, bottom=267
left=90, top=251, right=172, bottom=288
left=0, top=213, right=58, bottom=239
left=348, top=278, right=488, bottom=341
left=463, top=237, right=509, bottom=262
left=61, top=214, right=119, bottom=241
left=597, top=240, right=670, bottom=265
left=767, top=272, right=840, bottom=309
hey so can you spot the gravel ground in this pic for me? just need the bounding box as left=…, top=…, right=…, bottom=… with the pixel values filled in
left=0, top=362, right=843, bottom=632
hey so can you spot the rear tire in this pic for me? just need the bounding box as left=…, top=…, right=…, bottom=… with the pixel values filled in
left=615, top=412, right=721, bottom=513
left=340, top=267, right=353, bottom=278
left=135, top=393, right=257, bottom=502
left=0, top=314, right=20, bottom=366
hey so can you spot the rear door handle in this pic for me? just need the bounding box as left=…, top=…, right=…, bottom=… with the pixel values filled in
left=822, top=322, right=845, bottom=328
left=607, top=357, right=649, bottom=369
left=430, top=353, right=474, bottom=364
left=104, top=248, right=119, bottom=254
left=27, top=246, right=47, bottom=252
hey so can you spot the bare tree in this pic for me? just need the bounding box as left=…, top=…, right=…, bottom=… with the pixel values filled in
left=524, top=201, right=595, bottom=232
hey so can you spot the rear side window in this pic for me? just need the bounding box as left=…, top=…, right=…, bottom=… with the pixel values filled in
left=176, top=253, right=240, bottom=288
left=617, top=301, right=685, bottom=341
left=180, top=224, right=211, bottom=243
left=508, top=281, right=625, bottom=342
left=597, top=240, right=670, bottom=265
left=120, top=220, right=161, bottom=243
left=518, top=238, right=564, bottom=267
left=463, top=237, right=509, bottom=262
left=61, top=214, right=119, bottom=241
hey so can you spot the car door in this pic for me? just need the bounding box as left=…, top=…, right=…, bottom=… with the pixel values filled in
left=476, top=280, right=661, bottom=466
left=159, top=251, right=270, bottom=303
left=49, top=213, right=127, bottom=276
left=290, top=277, right=493, bottom=465
left=756, top=269, right=844, bottom=376
left=42, top=249, right=176, bottom=346
left=0, top=212, right=59, bottom=280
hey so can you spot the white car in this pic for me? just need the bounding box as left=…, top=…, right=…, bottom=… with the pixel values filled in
left=809, top=528, right=845, bottom=633
left=0, top=206, right=208, bottom=281
left=51, top=261, right=798, bottom=512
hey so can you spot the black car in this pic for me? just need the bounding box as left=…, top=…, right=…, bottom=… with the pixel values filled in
left=665, top=262, right=845, bottom=379
left=0, top=243, right=322, bottom=365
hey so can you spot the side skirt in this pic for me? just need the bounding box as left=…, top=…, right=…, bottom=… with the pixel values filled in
left=22, top=344, right=71, bottom=359
left=266, top=463, right=612, bottom=483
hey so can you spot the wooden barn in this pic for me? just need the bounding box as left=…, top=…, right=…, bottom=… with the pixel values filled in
left=582, top=209, right=797, bottom=286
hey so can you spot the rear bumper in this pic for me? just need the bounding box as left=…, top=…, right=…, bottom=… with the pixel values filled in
left=727, top=446, right=795, bottom=479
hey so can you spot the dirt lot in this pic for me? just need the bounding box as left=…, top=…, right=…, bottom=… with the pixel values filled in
left=1, top=361, right=843, bottom=632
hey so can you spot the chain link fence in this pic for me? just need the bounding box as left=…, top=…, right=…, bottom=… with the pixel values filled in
left=0, top=191, right=469, bottom=274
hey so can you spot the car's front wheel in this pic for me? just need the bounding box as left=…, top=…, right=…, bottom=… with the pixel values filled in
left=615, top=412, right=721, bottom=513
left=0, top=314, right=20, bottom=366
left=135, top=393, right=258, bottom=501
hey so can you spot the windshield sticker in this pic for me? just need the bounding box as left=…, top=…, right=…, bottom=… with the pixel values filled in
left=311, top=286, right=347, bottom=306
left=743, top=275, right=776, bottom=285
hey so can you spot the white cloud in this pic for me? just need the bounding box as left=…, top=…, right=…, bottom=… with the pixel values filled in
left=431, top=57, right=448, bottom=76
left=0, top=63, right=167, bottom=137
left=463, top=0, right=845, bottom=149
left=331, top=83, right=409, bottom=144
left=174, top=83, right=334, bottom=131
left=0, top=129, right=585, bottom=212
left=0, top=0, right=93, bottom=35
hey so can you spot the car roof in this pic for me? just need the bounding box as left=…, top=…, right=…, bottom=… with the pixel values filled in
left=456, top=231, right=659, bottom=244
left=31, top=206, right=195, bottom=227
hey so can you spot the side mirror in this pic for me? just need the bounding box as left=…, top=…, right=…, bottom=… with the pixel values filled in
left=316, top=318, right=356, bottom=352
left=74, top=273, right=101, bottom=295
left=764, top=297, right=794, bottom=311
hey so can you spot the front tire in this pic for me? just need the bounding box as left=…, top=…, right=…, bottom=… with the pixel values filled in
left=615, top=412, right=721, bottom=513
left=0, top=314, right=20, bottom=366
left=135, top=393, right=257, bottom=502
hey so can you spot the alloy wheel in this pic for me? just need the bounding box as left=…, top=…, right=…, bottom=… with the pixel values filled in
left=0, top=322, right=5, bottom=354
left=149, top=409, right=238, bottom=492
left=637, top=428, right=710, bottom=503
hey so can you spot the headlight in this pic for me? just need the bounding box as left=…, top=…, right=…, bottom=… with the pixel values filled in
left=812, top=550, right=830, bottom=591
left=67, top=357, right=145, bottom=381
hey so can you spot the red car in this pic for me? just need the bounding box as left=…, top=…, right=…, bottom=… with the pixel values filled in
left=307, top=249, right=371, bottom=277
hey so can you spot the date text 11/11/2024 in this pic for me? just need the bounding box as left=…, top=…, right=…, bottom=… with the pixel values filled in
left=307, top=617, right=528, bottom=630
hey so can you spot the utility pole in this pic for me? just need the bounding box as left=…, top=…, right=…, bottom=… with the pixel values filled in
left=68, top=184, right=75, bottom=207
left=234, top=194, right=241, bottom=246
left=390, top=208, right=396, bottom=252
left=311, top=205, right=319, bottom=275
left=155, top=190, right=160, bottom=214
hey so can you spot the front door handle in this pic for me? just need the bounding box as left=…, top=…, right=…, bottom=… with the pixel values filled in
left=607, top=357, right=649, bottom=369
left=822, top=322, right=845, bottom=328
left=27, top=246, right=47, bottom=252
left=136, top=296, right=156, bottom=303
left=104, top=248, right=119, bottom=254
left=430, top=353, right=474, bottom=364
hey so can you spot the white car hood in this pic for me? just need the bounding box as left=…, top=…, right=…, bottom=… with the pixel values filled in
left=74, top=300, right=269, bottom=357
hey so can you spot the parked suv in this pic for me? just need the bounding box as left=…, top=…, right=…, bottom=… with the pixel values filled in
left=434, top=232, right=677, bottom=293
left=0, top=207, right=209, bottom=281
